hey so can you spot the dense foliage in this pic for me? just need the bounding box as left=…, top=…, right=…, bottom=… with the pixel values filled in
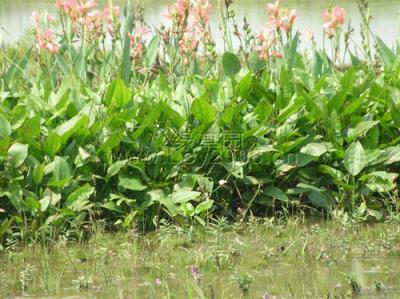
left=0, top=0, right=400, bottom=243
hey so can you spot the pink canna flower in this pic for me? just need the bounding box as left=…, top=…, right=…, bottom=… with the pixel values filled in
left=179, top=26, right=199, bottom=54
left=129, top=26, right=152, bottom=60
left=256, top=29, right=282, bottom=60
left=266, top=0, right=280, bottom=16
left=271, top=50, right=283, bottom=58
left=322, top=6, right=346, bottom=38
left=175, top=0, right=189, bottom=15
left=266, top=0, right=296, bottom=33
left=114, top=5, right=121, bottom=17
left=333, top=6, right=346, bottom=25
left=162, top=6, right=173, bottom=20
left=47, top=14, right=57, bottom=23
left=55, top=0, right=78, bottom=14
left=32, top=11, right=41, bottom=24
left=192, top=0, right=212, bottom=24
left=280, top=9, right=296, bottom=32
left=36, top=29, right=60, bottom=54
left=136, top=26, right=151, bottom=37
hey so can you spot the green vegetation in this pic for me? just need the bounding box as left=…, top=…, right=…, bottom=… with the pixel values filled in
left=0, top=0, right=399, bottom=248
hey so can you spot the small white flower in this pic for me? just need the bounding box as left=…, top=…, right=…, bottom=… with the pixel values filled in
left=219, top=179, right=227, bottom=186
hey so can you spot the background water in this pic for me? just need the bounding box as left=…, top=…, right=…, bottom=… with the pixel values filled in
left=0, top=0, right=399, bottom=47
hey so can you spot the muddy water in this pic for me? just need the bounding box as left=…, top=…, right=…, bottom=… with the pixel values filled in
left=1, top=221, right=400, bottom=298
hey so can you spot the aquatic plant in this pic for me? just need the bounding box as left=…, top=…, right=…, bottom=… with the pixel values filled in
left=0, top=0, right=399, bottom=245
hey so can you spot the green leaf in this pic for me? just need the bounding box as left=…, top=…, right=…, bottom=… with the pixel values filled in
left=367, top=209, right=383, bottom=221
left=171, top=190, right=201, bottom=203
left=308, top=190, right=330, bottom=209
left=54, top=156, right=71, bottom=181
left=0, top=114, right=11, bottom=138
left=120, top=7, right=134, bottom=84
left=7, top=143, right=28, bottom=167
left=104, top=78, right=133, bottom=108
left=264, top=186, right=289, bottom=202
left=277, top=95, right=304, bottom=123
left=66, top=184, right=94, bottom=205
left=4, top=48, right=32, bottom=86
left=276, top=153, right=315, bottom=172
left=143, top=35, right=160, bottom=68
left=54, top=114, right=88, bottom=145
left=381, top=147, right=400, bottom=165
left=327, top=68, right=356, bottom=113
left=377, top=37, right=396, bottom=69
left=106, top=160, right=128, bottom=180
left=194, top=200, right=214, bottom=214
left=300, top=142, right=333, bottom=158
left=360, top=171, right=398, bottom=193
left=0, top=218, right=13, bottom=238
left=33, top=163, right=45, bottom=185
left=192, top=97, right=216, bottom=124
left=318, top=165, right=345, bottom=182
left=158, top=197, right=178, bottom=217
left=347, top=121, right=379, bottom=142
left=222, top=52, right=241, bottom=76
left=222, top=161, right=245, bottom=178
left=118, top=174, right=147, bottom=191
left=344, top=142, right=365, bottom=176
left=42, top=133, right=62, bottom=157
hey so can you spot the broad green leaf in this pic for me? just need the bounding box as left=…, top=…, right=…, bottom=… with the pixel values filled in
left=308, top=190, right=329, bottom=209
left=347, top=121, right=379, bottom=142
left=67, top=184, right=94, bottom=205
left=171, top=190, right=201, bottom=203
left=119, top=174, right=147, bottom=191
left=0, top=218, right=13, bottom=238
left=381, top=147, right=400, bottom=165
left=367, top=209, right=383, bottom=221
left=277, top=95, right=304, bottom=123
left=222, top=161, right=245, bottom=178
left=143, top=35, right=160, bottom=68
left=104, top=78, right=133, bottom=108
left=102, top=201, right=123, bottom=213
left=158, top=197, right=178, bottom=217
left=39, top=196, right=50, bottom=212
left=377, top=37, right=396, bottom=69
left=54, top=156, right=71, bottom=181
left=106, top=160, right=128, bottom=180
left=7, top=143, right=28, bottom=167
left=276, top=153, right=315, bottom=172
left=18, top=116, right=41, bottom=142
left=42, top=133, right=62, bottom=157
left=344, top=142, right=364, bottom=176
left=264, top=186, right=289, bottom=202
left=33, top=163, right=45, bottom=185
left=194, top=200, right=214, bottom=214
left=4, top=48, right=32, bottom=86
left=300, top=142, right=333, bottom=157
left=222, top=52, right=241, bottom=76
left=328, top=68, right=356, bottom=113
left=54, top=114, right=88, bottom=145
left=0, top=114, right=11, bottom=138
left=318, top=165, right=345, bottom=182
left=192, top=97, right=216, bottom=124
left=360, top=171, right=398, bottom=193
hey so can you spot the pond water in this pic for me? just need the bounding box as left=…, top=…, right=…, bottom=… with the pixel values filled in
left=0, top=0, right=400, bottom=47
left=1, top=221, right=400, bottom=298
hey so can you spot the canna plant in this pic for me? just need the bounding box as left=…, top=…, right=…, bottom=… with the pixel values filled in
left=0, top=0, right=399, bottom=244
